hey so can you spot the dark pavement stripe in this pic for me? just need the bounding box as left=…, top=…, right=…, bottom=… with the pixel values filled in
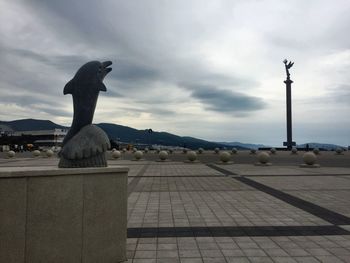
left=127, top=225, right=349, bottom=238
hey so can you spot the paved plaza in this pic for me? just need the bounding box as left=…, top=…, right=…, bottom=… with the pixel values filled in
left=1, top=151, right=350, bottom=262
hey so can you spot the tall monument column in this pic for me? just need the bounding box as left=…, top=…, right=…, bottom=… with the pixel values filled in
left=283, top=59, right=296, bottom=150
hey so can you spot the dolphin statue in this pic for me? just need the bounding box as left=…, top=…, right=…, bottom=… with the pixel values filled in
left=58, top=61, right=112, bottom=168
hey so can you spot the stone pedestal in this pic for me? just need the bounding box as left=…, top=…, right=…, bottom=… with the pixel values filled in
left=0, top=166, right=128, bottom=263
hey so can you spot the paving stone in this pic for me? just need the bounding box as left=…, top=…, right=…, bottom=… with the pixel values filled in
left=133, top=259, right=157, bottom=263
left=270, top=257, right=298, bottom=263
left=199, top=249, right=223, bottom=258
left=226, top=257, right=250, bottom=263
left=157, top=250, right=179, bottom=258
left=294, top=257, right=320, bottom=263
left=180, top=258, right=203, bottom=263
left=179, top=249, right=201, bottom=258
left=134, top=250, right=157, bottom=259
left=248, top=257, right=274, bottom=263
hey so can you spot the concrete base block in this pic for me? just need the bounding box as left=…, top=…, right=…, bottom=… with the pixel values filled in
left=299, top=164, right=320, bottom=168
left=0, top=166, right=128, bottom=263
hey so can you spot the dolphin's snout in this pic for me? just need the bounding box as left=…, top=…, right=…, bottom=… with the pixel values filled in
left=102, top=61, right=112, bottom=75
left=102, top=61, right=112, bottom=67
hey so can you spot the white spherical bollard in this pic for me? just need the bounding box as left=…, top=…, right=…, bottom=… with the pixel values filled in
left=32, top=150, right=41, bottom=157
left=112, top=150, right=121, bottom=159
left=231, top=148, right=238, bottom=154
left=291, top=147, right=298, bottom=154
left=159, top=150, right=168, bottom=161
left=144, top=147, right=149, bottom=153
left=303, top=152, right=317, bottom=165
left=134, top=150, right=143, bottom=160
left=258, top=151, right=270, bottom=164
left=313, top=148, right=320, bottom=155
left=335, top=147, right=343, bottom=154
left=122, top=148, right=127, bottom=153
left=270, top=148, right=276, bottom=154
left=187, top=151, right=197, bottom=162
left=220, top=151, right=231, bottom=163
left=46, top=149, right=54, bottom=158
left=198, top=148, right=204, bottom=154
left=214, top=148, right=220, bottom=154
left=7, top=150, right=15, bottom=158
left=133, top=147, right=138, bottom=153
left=112, top=148, right=117, bottom=152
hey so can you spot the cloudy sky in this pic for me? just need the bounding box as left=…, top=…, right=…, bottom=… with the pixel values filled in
left=0, top=0, right=349, bottom=146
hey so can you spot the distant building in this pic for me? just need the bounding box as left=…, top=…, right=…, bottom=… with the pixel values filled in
left=0, top=124, right=14, bottom=135
left=0, top=128, right=68, bottom=150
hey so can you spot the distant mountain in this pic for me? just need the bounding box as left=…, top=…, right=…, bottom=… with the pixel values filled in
left=298, top=142, right=346, bottom=151
left=0, top=118, right=242, bottom=149
left=219, top=141, right=268, bottom=150
left=94, top=123, right=242, bottom=149
left=0, top=119, right=66, bottom=131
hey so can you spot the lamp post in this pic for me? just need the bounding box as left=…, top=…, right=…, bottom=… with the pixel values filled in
left=283, top=59, right=296, bottom=150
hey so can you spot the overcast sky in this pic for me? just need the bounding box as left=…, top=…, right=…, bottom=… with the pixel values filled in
left=0, top=0, right=349, bottom=146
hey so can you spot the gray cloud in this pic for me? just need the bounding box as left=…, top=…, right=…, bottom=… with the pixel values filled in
left=326, top=85, right=350, bottom=104
left=0, top=1, right=264, bottom=116
left=118, top=106, right=175, bottom=117
left=189, top=85, right=266, bottom=113
left=110, top=58, right=160, bottom=82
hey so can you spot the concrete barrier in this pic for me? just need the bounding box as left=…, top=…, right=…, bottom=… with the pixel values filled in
left=0, top=166, right=128, bottom=263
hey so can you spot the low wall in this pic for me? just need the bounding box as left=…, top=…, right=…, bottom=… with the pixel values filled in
left=0, top=166, right=128, bottom=263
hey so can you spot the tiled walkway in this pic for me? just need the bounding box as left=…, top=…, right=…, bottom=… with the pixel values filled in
left=126, top=163, right=350, bottom=263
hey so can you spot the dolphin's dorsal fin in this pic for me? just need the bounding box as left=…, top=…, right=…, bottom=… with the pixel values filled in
left=63, top=79, right=75, bottom=95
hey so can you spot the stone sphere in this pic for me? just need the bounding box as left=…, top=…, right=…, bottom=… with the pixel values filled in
left=336, top=147, right=343, bottom=154
left=291, top=147, right=298, bottom=154
left=159, top=150, right=168, bottom=160
left=7, top=150, right=15, bottom=158
left=250, top=149, right=257, bottom=154
left=32, top=150, right=41, bottom=157
left=112, top=148, right=117, bottom=152
left=198, top=148, right=204, bottom=154
left=231, top=148, right=238, bottom=154
left=112, top=150, right=121, bottom=159
left=187, top=151, right=197, bottom=162
left=134, top=151, right=143, bottom=160
left=220, top=151, right=231, bottom=163
left=51, top=147, right=59, bottom=152
left=270, top=148, right=276, bottom=154
left=144, top=147, right=149, bottom=153
left=133, top=147, right=138, bottom=153
left=46, top=149, right=54, bottom=158
left=214, top=148, right=220, bottom=154
left=313, top=148, right=320, bottom=155
left=303, top=152, right=317, bottom=165
left=122, top=148, right=127, bottom=153
left=258, top=152, right=270, bottom=164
